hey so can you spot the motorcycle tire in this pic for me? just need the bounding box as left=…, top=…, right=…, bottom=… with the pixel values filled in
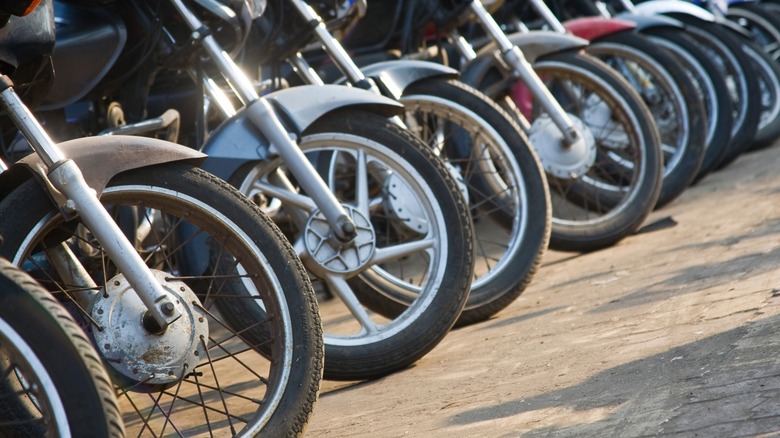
left=727, top=2, right=780, bottom=62
left=639, top=26, right=734, bottom=180
left=230, top=109, right=474, bottom=381
left=666, top=17, right=761, bottom=168
left=0, top=258, right=124, bottom=437
left=469, top=49, right=663, bottom=251
left=586, top=31, right=707, bottom=207
left=741, top=37, right=780, bottom=149
left=399, top=78, right=551, bottom=326
left=0, top=162, right=323, bottom=437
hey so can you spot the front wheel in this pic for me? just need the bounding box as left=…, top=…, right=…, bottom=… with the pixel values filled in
left=669, top=17, right=761, bottom=167
left=0, top=162, right=323, bottom=437
left=0, top=258, right=124, bottom=437
left=400, top=78, right=551, bottom=326
left=587, top=31, right=707, bottom=208
left=639, top=27, right=734, bottom=180
left=231, top=109, right=474, bottom=380
left=741, top=36, right=780, bottom=149
left=470, top=50, right=663, bottom=251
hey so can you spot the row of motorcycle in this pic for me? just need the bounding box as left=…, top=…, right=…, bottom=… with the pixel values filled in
left=1, top=0, right=778, bottom=435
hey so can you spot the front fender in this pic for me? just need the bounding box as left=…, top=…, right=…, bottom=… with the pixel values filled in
left=461, top=31, right=587, bottom=88
left=200, top=84, right=404, bottom=180
left=474, top=30, right=589, bottom=63
left=338, top=60, right=460, bottom=100
left=564, top=17, right=636, bottom=42
left=0, top=135, right=205, bottom=205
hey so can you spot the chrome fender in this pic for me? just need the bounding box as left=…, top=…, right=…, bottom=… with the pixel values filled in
left=337, top=60, right=460, bottom=100
left=200, top=84, right=404, bottom=180
left=0, top=135, right=205, bottom=205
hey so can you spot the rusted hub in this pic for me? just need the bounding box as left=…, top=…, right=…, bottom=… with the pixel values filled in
left=92, top=270, right=208, bottom=387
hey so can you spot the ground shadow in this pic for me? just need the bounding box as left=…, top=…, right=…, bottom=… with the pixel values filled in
left=448, top=314, right=780, bottom=437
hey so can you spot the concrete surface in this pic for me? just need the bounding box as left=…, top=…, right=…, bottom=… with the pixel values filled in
left=305, top=143, right=780, bottom=437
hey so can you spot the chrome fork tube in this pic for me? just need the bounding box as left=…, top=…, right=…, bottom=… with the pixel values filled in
left=0, top=84, right=178, bottom=331
left=288, top=0, right=370, bottom=86
left=168, top=0, right=358, bottom=240
left=527, top=0, right=568, bottom=33
left=468, top=0, right=581, bottom=145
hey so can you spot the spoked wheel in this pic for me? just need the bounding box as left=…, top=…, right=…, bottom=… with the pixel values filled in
left=0, top=258, right=124, bottom=437
left=639, top=26, right=734, bottom=180
left=231, top=109, right=474, bottom=381
left=586, top=31, right=707, bottom=207
left=469, top=49, right=662, bottom=251
left=0, top=162, right=323, bottom=437
left=727, top=2, right=780, bottom=62
left=666, top=17, right=761, bottom=167
left=741, top=38, right=780, bottom=148
left=400, top=78, right=550, bottom=326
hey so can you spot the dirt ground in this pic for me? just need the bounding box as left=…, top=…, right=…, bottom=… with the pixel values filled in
left=305, top=143, right=780, bottom=437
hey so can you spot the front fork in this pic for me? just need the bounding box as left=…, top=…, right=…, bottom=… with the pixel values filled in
left=453, top=0, right=584, bottom=147
left=0, top=78, right=179, bottom=333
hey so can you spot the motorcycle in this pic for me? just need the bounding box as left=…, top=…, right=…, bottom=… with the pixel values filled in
left=495, top=0, right=707, bottom=207
left=39, top=0, right=476, bottom=382
left=341, top=0, right=664, bottom=252
left=245, top=0, right=552, bottom=327
left=0, top=0, right=325, bottom=435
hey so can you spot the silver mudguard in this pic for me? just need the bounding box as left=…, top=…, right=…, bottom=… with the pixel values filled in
left=632, top=0, right=751, bottom=39
left=474, top=30, right=588, bottom=63
left=337, top=60, right=460, bottom=100
left=460, top=31, right=588, bottom=89
left=0, top=135, right=205, bottom=205
left=200, top=84, right=404, bottom=180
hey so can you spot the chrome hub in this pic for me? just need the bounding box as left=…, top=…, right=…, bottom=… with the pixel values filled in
left=529, top=114, right=596, bottom=180
left=304, top=205, right=375, bottom=275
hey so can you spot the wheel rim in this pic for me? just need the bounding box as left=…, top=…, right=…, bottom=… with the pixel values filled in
left=237, top=133, right=450, bottom=347
left=526, top=60, right=648, bottom=227
left=11, top=186, right=296, bottom=436
left=591, top=42, right=690, bottom=177
left=400, top=94, right=529, bottom=299
left=0, top=318, right=69, bottom=436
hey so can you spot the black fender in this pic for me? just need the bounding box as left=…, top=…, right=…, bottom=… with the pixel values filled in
left=336, top=60, right=460, bottom=100
left=0, top=135, right=205, bottom=205
left=460, top=31, right=587, bottom=90
left=199, top=84, right=404, bottom=180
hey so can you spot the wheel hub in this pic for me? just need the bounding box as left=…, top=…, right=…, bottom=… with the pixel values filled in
left=92, top=270, right=208, bottom=388
left=304, top=205, right=375, bottom=275
left=529, top=114, right=596, bottom=179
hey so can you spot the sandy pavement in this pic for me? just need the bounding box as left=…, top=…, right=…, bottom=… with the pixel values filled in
left=306, top=142, right=780, bottom=437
